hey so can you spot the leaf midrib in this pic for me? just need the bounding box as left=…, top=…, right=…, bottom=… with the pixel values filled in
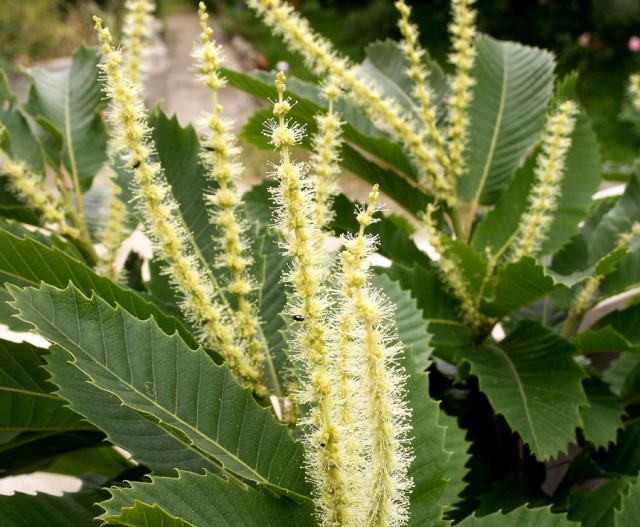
left=466, top=45, right=509, bottom=232
left=490, top=343, right=541, bottom=453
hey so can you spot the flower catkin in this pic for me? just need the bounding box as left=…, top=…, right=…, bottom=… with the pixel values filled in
left=309, top=78, right=343, bottom=238
left=424, top=204, right=489, bottom=333
left=395, top=0, right=450, bottom=178
left=266, top=72, right=350, bottom=526
left=95, top=186, right=129, bottom=281
left=337, top=185, right=413, bottom=527
left=122, top=0, right=155, bottom=85
left=0, top=149, right=79, bottom=240
left=193, top=2, right=265, bottom=381
left=94, top=16, right=266, bottom=397
left=564, top=222, right=640, bottom=335
left=247, top=0, right=454, bottom=207
left=510, top=101, right=577, bottom=261
left=447, top=0, right=477, bottom=182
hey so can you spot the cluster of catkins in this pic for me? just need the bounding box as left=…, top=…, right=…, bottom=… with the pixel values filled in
left=94, top=1, right=413, bottom=525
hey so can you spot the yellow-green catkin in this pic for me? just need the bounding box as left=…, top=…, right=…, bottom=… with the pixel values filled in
left=395, top=0, right=450, bottom=177
left=447, top=0, right=477, bottom=181
left=266, top=72, right=350, bottom=526
left=193, top=2, right=265, bottom=379
left=630, top=74, right=640, bottom=112
left=310, top=77, right=343, bottom=237
left=510, top=101, right=577, bottom=261
left=122, top=0, right=155, bottom=85
left=563, top=222, right=640, bottom=336
left=95, top=0, right=153, bottom=280
left=94, top=16, right=266, bottom=397
left=95, top=185, right=128, bottom=281
left=424, top=204, right=488, bottom=333
left=0, top=149, right=79, bottom=239
left=247, top=0, right=454, bottom=207
left=339, top=185, right=413, bottom=527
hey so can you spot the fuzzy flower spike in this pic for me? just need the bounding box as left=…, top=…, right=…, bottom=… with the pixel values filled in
left=338, top=185, right=413, bottom=526
left=447, top=0, right=478, bottom=182
left=122, top=0, right=155, bottom=85
left=395, top=0, right=450, bottom=178
left=562, top=222, right=640, bottom=336
left=193, top=2, right=266, bottom=387
left=266, top=72, right=351, bottom=526
left=0, top=148, right=80, bottom=240
left=510, top=101, right=577, bottom=261
left=94, top=16, right=266, bottom=397
left=309, top=77, right=344, bottom=238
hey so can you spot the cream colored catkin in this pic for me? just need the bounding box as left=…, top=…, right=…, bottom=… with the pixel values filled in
left=395, top=0, right=450, bottom=178
left=338, top=185, right=413, bottom=526
left=447, top=0, right=477, bottom=182
left=309, top=78, right=343, bottom=239
left=122, top=0, right=155, bottom=85
left=510, top=101, right=577, bottom=261
left=266, top=72, right=351, bottom=526
left=424, top=204, right=490, bottom=333
left=0, top=149, right=80, bottom=240
left=96, top=1, right=156, bottom=280
left=193, top=2, right=265, bottom=379
left=94, top=185, right=128, bottom=281
left=94, top=16, right=266, bottom=397
left=563, top=222, right=640, bottom=335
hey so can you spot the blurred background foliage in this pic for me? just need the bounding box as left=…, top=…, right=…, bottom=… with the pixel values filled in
left=1, top=0, right=639, bottom=163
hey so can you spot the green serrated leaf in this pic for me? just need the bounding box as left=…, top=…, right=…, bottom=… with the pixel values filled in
left=9, top=282, right=311, bottom=500
left=45, top=345, right=220, bottom=476
left=23, top=46, right=107, bottom=191
left=117, top=503, right=196, bottom=526
left=595, top=420, right=640, bottom=475
left=107, top=503, right=195, bottom=527
left=482, top=257, right=562, bottom=318
left=567, top=477, right=630, bottom=527
left=459, top=505, right=576, bottom=526
left=580, top=377, right=625, bottom=449
left=460, top=321, right=587, bottom=459
left=0, top=225, right=199, bottom=350
left=460, top=35, right=555, bottom=206
left=595, top=301, right=640, bottom=345
left=372, top=273, right=433, bottom=371
left=383, top=263, right=472, bottom=359
left=0, top=489, right=103, bottom=526
left=100, top=470, right=316, bottom=526
left=573, top=326, right=637, bottom=354
left=403, top=349, right=449, bottom=526
left=439, top=411, right=472, bottom=512
left=614, top=474, right=640, bottom=527
left=0, top=338, right=88, bottom=434
left=600, top=251, right=640, bottom=300
left=0, top=71, right=45, bottom=174
left=604, top=353, right=640, bottom=398
left=252, top=228, right=293, bottom=398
